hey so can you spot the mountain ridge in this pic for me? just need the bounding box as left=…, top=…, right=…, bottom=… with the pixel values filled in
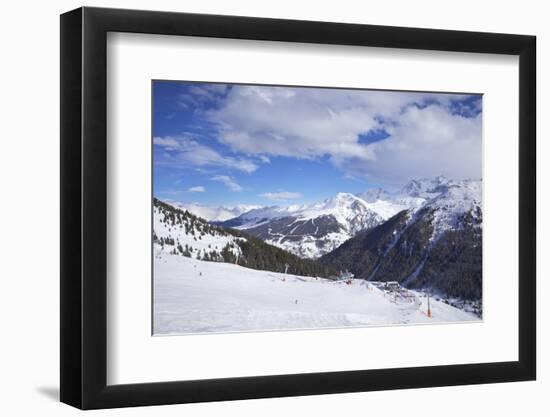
left=216, top=176, right=481, bottom=259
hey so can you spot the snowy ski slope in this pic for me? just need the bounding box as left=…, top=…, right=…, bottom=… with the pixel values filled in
left=154, top=252, right=479, bottom=335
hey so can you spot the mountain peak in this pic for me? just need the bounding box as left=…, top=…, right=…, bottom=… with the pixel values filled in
left=335, top=192, right=356, bottom=199
left=401, top=175, right=452, bottom=197
left=331, top=192, right=362, bottom=204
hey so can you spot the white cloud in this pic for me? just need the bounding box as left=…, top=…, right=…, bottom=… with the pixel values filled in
left=341, top=104, right=482, bottom=184
left=153, top=136, right=180, bottom=150
left=177, top=83, right=229, bottom=109
left=211, top=175, right=243, bottom=192
left=204, top=85, right=482, bottom=183
left=260, top=191, right=303, bottom=201
left=200, top=83, right=229, bottom=95
left=154, top=135, right=258, bottom=173
left=206, top=86, right=380, bottom=162
left=188, top=186, right=205, bottom=193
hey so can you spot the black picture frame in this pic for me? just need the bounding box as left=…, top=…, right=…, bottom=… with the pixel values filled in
left=60, top=6, right=536, bottom=410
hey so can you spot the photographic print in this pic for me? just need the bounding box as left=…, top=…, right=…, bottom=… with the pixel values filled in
left=152, top=81, right=482, bottom=335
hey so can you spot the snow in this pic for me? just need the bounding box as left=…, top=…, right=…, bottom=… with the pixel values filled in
left=425, top=179, right=482, bottom=240
left=365, top=199, right=405, bottom=219
left=234, top=193, right=384, bottom=227
left=361, top=177, right=481, bottom=243
left=153, top=253, right=479, bottom=335
left=263, top=230, right=352, bottom=260
left=358, top=176, right=480, bottom=220
left=298, top=193, right=381, bottom=225
left=153, top=205, right=243, bottom=259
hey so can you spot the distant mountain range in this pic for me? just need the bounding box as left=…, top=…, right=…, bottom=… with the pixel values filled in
left=216, top=175, right=481, bottom=259
left=162, top=201, right=262, bottom=222
left=154, top=175, right=482, bottom=303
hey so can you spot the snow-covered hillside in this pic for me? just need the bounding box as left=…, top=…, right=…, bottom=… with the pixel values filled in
left=154, top=198, right=243, bottom=261
left=154, top=253, right=479, bottom=335
left=153, top=198, right=338, bottom=278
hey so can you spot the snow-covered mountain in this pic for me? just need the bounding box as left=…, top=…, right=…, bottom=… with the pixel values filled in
left=219, top=204, right=306, bottom=229
left=219, top=193, right=386, bottom=258
left=424, top=178, right=482, bottom=240
left=320, top=177, right=483, bottom=302
left=356, top=175, right=457, bottom=215
left=219, top=176, right=480, bottom=259
left=163, top=201, right=262, bottom=222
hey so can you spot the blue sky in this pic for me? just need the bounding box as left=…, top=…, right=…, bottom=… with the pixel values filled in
left=153, top=81, right=482, bottom=207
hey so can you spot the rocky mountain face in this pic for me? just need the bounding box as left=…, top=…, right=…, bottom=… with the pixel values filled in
left=319, top=178, right=482, bottom=301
